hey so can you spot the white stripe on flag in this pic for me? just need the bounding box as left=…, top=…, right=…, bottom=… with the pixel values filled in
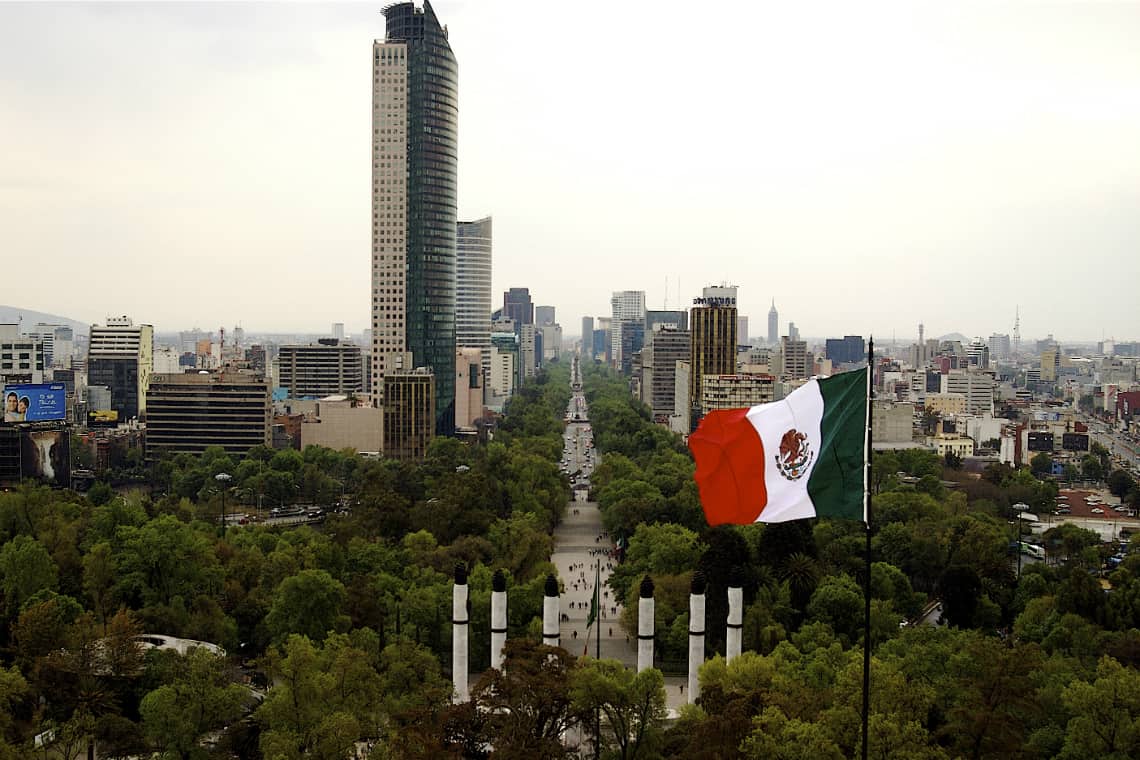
left=745, top=379, right=825, bottom=522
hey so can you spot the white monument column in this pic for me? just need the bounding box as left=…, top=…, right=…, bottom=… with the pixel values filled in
left=491, top=569, right=508, bottom=670
left=452, top=563, right=469, bottom=702
left=637, top=576, right=655, bottom=673
left=727, top=568, right=743, bottom=664
left=688, top=572, right=706, bottom=704
left=543, top=573, right=560, bottom=648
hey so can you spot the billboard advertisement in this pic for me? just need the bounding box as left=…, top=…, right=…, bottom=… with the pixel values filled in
left=3, top=383, right=66, bottom=423
left=1027, top=432, right=1054, bottom=452
left=1062, top=433, right=1089, bottom=452
left=87, top=410, right=120, bottom=428
left=21, top=429, right=70, bottom=486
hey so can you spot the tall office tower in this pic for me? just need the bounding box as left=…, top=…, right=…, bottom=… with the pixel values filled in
left=383, top=368, right=436, bottom=460
left=535, top=305, right=556, bottom=326
left=145, top=370, right=271, bottom=460
left=988, top=333, right=1011, bottom=361
left=277, top=340, right=364, bottom=398
left=641, top=326, right=691, bottom=420
left=788, top=322, right=800, bottom=341
left=780, top=337, right=809, bottom=380
left=611, top=290, right=647, bottom=370
left=87, top=316, right=154, bottom=421
left=332, top=323, right=345, bottom=341
left=767, top=300, right=778, bottom=345
left=737, top=316, right=749, bottom=346
left=27, top=323, right=73, bottom=367
left=371, top=0, right=458, bottom=435
left=540, top=323, right=562, bottom=361
left=503, top=288, right=534, bottom=327
left=454, top=346, right=484, bottom=430
left=581, top=317, right=594, bottom=358
left=457, top=216, right=493, bottom=370
left=689, top=299, right=737, bottom=428
left=825, top=335, right=866, bottom=365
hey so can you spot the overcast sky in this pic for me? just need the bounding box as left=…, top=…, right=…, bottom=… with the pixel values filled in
left=2, top=1, right=1138, bottom=344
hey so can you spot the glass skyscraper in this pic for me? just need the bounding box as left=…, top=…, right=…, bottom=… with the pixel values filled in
left=371, top=0, right=458, bottom=434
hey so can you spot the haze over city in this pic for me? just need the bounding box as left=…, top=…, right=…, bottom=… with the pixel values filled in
left=2, top=0, right=1138, bottom=341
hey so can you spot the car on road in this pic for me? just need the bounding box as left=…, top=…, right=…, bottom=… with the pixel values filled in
left=1091, top=507, right=1104, bottom=514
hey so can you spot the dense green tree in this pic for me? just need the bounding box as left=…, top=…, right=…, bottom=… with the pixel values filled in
left=0, top=535, right=59, bottom=619
left=139, top=647, right=247, bottom=760
left=1059, top=656, right=1140, bottom=759
left=265, top=569, right=347, bottom=644
left=570, top=659, right=667, bottom=760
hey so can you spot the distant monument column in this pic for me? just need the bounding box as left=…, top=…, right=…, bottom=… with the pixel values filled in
left=543, top=574, right=560, bottom=648
left=491, top=569, right=507, bottom=670
left=452, top=564, right=469, bottom=702
left=637, top=576, right=655, bottom=673
left=688, top=572, right=707, bottom=704
left=726, top=568, right=743, bottom=663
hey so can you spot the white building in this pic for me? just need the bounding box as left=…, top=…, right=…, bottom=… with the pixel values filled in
left=610, top=290, right=646, bottom=368
left=457, top=216, right=493, bottom=371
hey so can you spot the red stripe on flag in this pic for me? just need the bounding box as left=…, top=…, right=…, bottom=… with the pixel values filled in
left=688, top=408, right=768, bottom=525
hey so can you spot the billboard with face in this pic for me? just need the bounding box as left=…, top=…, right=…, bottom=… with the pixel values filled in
left=3, top=383, right=66, bottom=423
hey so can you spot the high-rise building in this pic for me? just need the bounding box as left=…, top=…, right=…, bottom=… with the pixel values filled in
left=781, top=337, right=809, bottom=380
left=611, top=290, right=646, bottom=370
left=689, top=297, right=737, bottom=427
left=788, top=322, right=800, bottom=342
left=988, top=333, right=1011, bottom=361
left=825, top=335, right=866, bottom=365
left=767, top=300, right=779, bottom=345
left=87, top=317, right=153, bottom=421
left=457, top=216, right=493, bottom=369
left=581, top=317, right=595, bottom=358
left=332, top=323, right=345, bottom=341
left=540, top=323, right=562, bottom=361
left=383, top=368, right=436, bottom=460
left=145, top=370, right=271, bottom=460
left=454, top=346, right=484, bottom=430
left=535, top=305, right=556, bottom=326
left=701, top=373, right=775, bottom=415
left=503, top=288, right=534, bottom=327
left=277, top=340, right=364, bottom=399
left=641, top=326, right=691, bottom=420
left=371, top=0, right=458, bottom=435
left=737, top=316, right=749, bottom=346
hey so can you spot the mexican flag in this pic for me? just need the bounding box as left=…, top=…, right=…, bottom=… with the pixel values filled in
left=689, top=367, right=868, bottom=525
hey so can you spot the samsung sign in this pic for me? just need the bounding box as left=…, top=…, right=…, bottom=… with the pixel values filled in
left=692, top=297, right=737, bottom=306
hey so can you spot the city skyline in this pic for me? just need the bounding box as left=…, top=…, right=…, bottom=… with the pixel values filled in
left=2, top=2, right=1139, bottom=342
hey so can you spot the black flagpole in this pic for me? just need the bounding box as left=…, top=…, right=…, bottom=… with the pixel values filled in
left=861, top=338, right=874, bottom=760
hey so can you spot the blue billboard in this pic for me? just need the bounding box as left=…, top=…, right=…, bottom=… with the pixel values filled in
left=3, top=383, right=66, bottom=423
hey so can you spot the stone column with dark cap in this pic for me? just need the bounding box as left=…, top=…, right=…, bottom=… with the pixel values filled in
left=543, top=573, right=560, bottom=648
left=491, top=569, right=507, bottom=670
left=637, top=575, right=655, bottom=673
left=688, top=571, right=707, bottom=704
left=452, top=563, right=469, bottom=702
left=727, top=566, right=743, bottom=664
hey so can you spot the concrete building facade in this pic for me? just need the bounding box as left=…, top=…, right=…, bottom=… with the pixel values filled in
left=277, top=340, right=364, bottom=399
left=87, top=317, right=154, bottom=421
left=383, top=368, right=435, bottom=461
left=457, top=216, right=493, bottom=368
left=145, top=370, right=270, bottom=459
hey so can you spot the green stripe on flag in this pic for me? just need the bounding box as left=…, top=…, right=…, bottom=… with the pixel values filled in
left=807, top=368, right=867, bottom=521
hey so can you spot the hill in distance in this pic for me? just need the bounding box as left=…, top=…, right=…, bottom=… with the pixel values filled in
left=0, top=305, right=90, bottom=336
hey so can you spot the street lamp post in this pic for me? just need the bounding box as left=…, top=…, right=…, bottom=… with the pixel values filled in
left=215, top=472, right=232, bottom=537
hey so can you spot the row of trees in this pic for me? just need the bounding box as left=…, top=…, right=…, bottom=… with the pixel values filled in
left=577, top=362, right=1140, bottom=757
left=0, top=365, right=583, bottom=757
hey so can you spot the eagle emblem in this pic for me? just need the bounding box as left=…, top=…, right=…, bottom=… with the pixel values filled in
left=775, top=428, right=813, bottom=481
